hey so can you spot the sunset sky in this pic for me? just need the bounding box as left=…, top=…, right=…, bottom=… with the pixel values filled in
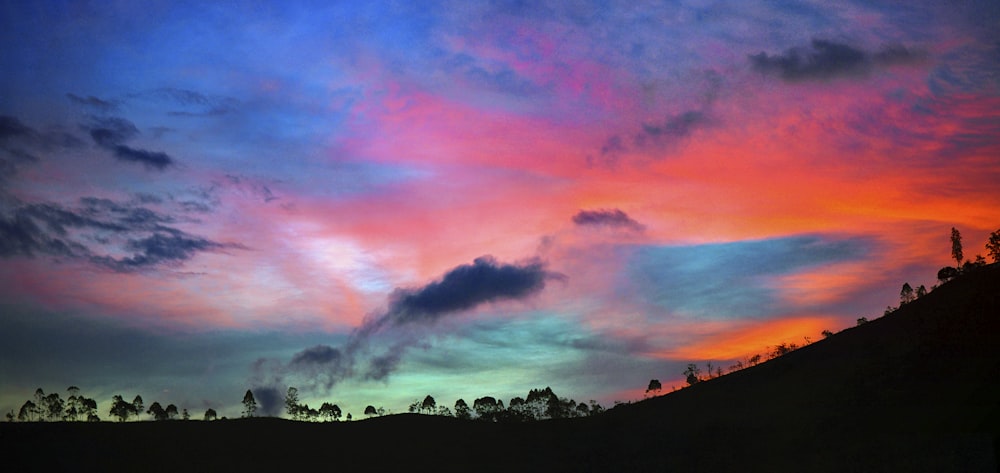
left=2, top=0, right=998, bottom=419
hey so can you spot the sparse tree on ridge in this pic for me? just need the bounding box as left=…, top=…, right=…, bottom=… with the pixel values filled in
left=17, top=400, right=37, bottom=422
left=916, top=285, right=927, bottom=298
left=364, top=405, right=377, bottom=418
left=683, top=364, right=701, bottom=386
left=165, top=404, right=179, bottom=420
left=242, top=389, right=257, bottom=418
left=900, top=283, right=914, bottom=305
left=951, top=227, right=963, bottom=268
left=645, top=379, right=662, bottom=397
left=986, top=229, right=1000, bottom=263
left=204, top=408, right=217, bottom=421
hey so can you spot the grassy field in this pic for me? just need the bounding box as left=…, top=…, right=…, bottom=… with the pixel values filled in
left=3, top=265, right=998, bottom=472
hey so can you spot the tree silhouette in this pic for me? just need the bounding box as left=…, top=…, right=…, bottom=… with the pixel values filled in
left=165, top=404, right=178, bottom=420
left=472, top=396, right=499, bottom=422
left=242, top=389, right=257, bottom=418
left=951, top=227, right=963, bottom=268
left=364, top=405, right=377, bottom=417
left=182, top=409, right=190, bottom=420
left=987, top=229, right=1000, bottom=263
left=420, top=395, right=436, bottom=414
left=65, top=386, right=81, bottom=421
left=110, top=395, right=132, bottom=422
left=318, top=402, right=341, bottom=421
left=284, top=387, right=300, bottom=420
left=683, top=364, right=701, bottom=386
left=900, top=283, right=914, bottom=305
left=203, top=408, right=217, bottom=421
left=147, top=402, right=168, bottom=421
left=937, top=266, right=959, bottom=283
left=645, top=379, right=662, bottom=397
left=17, top=400, right=37, bottom=422
left=916, top=285, right=927, bottom=298
left=454, top=399, right=472, bottom=420
left=131, top=395, right=144, bottom=419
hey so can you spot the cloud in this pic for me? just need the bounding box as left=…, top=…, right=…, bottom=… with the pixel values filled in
left=592, top=70, right=721, bottom=166
left=110, top=145, right=173, bottom=170
left=66, top=93, right=119, bottom=113
left=572, top=208, right=645, bottom=232
left=0, top=196, right=240, bottom=272
left=749, top=39, right=927, bottom=82
left=130, top=88, right=239, bottom=117
left=1, top=116, right=83, bottom=179
left=87, top=116, right=175, bottom=170
left=255, top=255, right=562, bottom=392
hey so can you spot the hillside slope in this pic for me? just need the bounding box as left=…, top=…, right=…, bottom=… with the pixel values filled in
left=2, top=265, right=997, bottom=472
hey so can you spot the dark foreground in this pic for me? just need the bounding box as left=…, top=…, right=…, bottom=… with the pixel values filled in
left=3, top=265, right=998, bottom=472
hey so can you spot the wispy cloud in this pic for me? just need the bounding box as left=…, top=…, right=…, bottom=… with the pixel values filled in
left=572, top=208, right=645, bottom=232
left=749, top=39, right=927, bottom=82
left=86, top=116, right=175, bottom=170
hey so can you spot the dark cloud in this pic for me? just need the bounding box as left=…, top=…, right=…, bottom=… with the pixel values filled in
left=111, top=145, right=173, bottom=170
left=572, top=208, right=645, bottom=232
left=591, top=70, right=721, bottom=167
left=1, top=116, right=83, bottom=180
left=750, top=39, right=927, bottom=82
left=131, top=88, right=239, bottom=117
left=0, top=196, right=239, bottom=272
left=382, top=256, right=557, bottom=326
left=290, top=345, right=343, bottom=365
left=250, top=385, right=284, bottom=417
left=0, top=116, right=37, bottom=141
left=87, top=116, right=175, bottom=170
left=66, top=93, right=119, bottom=113
left=254, top=256, right=562, bottom=394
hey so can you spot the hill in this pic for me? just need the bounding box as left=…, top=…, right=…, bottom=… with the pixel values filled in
left=2, top=264, right=998, bottom=472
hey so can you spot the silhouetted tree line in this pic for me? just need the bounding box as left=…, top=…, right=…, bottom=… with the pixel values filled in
left=276, top=386, right=605, bottom=423
left=6, top=387, right=208, bottom=423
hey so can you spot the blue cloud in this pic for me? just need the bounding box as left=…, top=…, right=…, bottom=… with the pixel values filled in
left=625, top=235, right=873, bottom=319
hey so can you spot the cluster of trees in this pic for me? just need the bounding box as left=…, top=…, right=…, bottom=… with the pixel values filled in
left=283, top=387, right=350, bottom=421
left=937, top=227, right=997, bottom=282
left=5, top=387, right=219, bottom=423
left=8, top=387, right=99, bottom=422
left=279, top=386, right=605, bottom=423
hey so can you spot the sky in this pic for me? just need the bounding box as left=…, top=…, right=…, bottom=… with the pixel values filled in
left=1, top=0, right=998, bottom=419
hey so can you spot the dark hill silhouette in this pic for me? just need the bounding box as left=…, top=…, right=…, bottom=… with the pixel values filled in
left=3, top=264, right=998, bottom=472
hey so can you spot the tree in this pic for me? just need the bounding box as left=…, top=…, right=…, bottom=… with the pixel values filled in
left=5, top=411, right=13, bottom=422
left=364, top=405, right=377, bottom=417
left=916, top=285, right=927, bottom=298
left=987, top=229, right=1000, bottom=263
left=420, top=395, right=436, bottom=414
left=17, top=401, right=37, bottom=422
left=645, top=379, right=662, bottom=397
left=900, top=282, right=914, bottom=305
left=242, top=390, right=257, bottom=418
left=110, top=395, right=132, bottom=422
left=951, top=227, right=963, bottom=268
left=65, top=386, right=81, bottom=421
left=284, top=387, right=300, bottom=420
left=938, top=266, right=959, bottom=283
left=42, top=392, right=64, bottom=421
left=683, top=364, right=701, bottom=386
left=165, top=404, right=179, bottom=420
left=318, top=402, right=341, bottom=421
left=132, top=395, right=144, bottom=420
left=204, top=408, right=217, bottom=421
left=182, top=409, right=190, bottom=420
left=147, top=402, right=168, bottom=421
left=821, top=330, right=834, bottom=338
left=472, top=396, right=500, bottom=422
left=454, top=399, right=472, bottom=420
left=857, top=317, right=869, bottom=325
